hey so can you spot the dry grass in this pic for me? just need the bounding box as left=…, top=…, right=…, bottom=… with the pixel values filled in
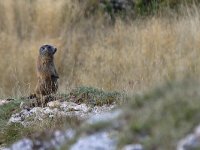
left=0, top=0, right=200, bottom=97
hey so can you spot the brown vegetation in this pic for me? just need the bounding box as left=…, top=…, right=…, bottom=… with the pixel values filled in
left=0, top=0, right=200, bottom=97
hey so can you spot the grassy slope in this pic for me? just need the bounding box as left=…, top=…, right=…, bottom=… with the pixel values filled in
left=0, top=86, right=122, bottom=147
left=119, top=79, right=200, bottom=150
left=1, top=80, right=200, bottom=150
left=59, top=79, right=200, bottom=150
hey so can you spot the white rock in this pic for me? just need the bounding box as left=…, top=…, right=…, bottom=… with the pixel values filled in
left=122, top=144, right=144, bottom=150
left=5, top=129, right=75, bottom=150
left=0, top=99, right=9, bottom=106
left=87, top=110, right=121, bottom=124
left=43, top=107, right=54, bottom=114
left=73, top=104, right=89, bottom=112
left=177, top=124, right=200, bottom=150
left=60, top=102, right=78, bottom=111
left=92, top=105, right=116, bottom=114
left=65, top=129, right=76, bottom=139
left=47, top=100, right=61, bottom=108
left=9, top=113, right=22, bottom=123
left=70, top=132, right=117, bottom=150
left=10, top=138, right=33, bottom=150
left=51, top=129, right=75, bottom=148
left=8, top=99, right=116, bottom=127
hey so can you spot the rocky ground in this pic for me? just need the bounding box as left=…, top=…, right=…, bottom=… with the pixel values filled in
left=8, top=100, right=116, bottom=127
left=1, top=81, right=200, bottom=150
left=0, top=97, right=142, bottom=150
left=0, top=87, right=126, bottom=150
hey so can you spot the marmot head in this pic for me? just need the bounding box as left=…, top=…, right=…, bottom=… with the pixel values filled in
left=39, top=44, right=57, bottom=58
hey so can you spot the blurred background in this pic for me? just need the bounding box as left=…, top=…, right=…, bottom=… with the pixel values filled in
left=0, top=0, right=200, bottom=97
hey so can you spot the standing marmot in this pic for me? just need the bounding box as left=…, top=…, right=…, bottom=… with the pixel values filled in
left=35, top=44, right=59, bottom=98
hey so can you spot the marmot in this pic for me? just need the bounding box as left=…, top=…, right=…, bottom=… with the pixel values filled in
left=21, top=44, right=59, bottom=108
left=35, top=44, right=59, bottom=99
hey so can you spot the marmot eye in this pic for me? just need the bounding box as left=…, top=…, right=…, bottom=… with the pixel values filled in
left=40, top=46, right=45, bottom=52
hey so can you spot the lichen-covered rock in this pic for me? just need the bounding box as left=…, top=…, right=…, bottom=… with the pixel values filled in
left=87, top=109, right=121, bottom=124
left=177, top=125, right=200, bottom=150
left=70, top=132, right=117, bottom=150
left=4, top=129, right=75, bottom=150
left=8, top=101, right=116, bottom=126
left=47, top=100, right=61, bottom=108
left=6, top=106, right=143, bottom=150
left=60, top=102, right=89, bottom=112
left=122, top=144, right=144, bottom=150
left=5, top=138, right=33, bottom=150
left=0, top=99, right=14, bottom=106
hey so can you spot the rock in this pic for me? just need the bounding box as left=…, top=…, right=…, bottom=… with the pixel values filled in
left=6, top=99, right=121, bottom=150
left=0, top=99, right=10, bottom=106
left=4, top=129, right=75, bottom=150
left=47, top=100, right=61, bottom=108
left=7, top=138, right=33, bottom=150
left=51, top=129, right=75, bottom=149
left=60, top=102, right=79, bottom=111
left=87, top=109, right=121, bottom=124
left=92, top=104, right=116, bottom=114
left=122, top=144, right=144, bottom=150
left=8, top=100, right=116, bottom=126
left=0, top=146, right=7, bottom=150
left=70, top=132, right=117, bottom=150
left=8, top=109, right=34, bottom=125
left=177, top=124, right=200, bottom=150
left=61, top=102, right=89, bottom=112
left=73, top=104, right=90, bottom=112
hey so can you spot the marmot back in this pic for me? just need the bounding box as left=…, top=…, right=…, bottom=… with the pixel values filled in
left=35, top=44, right=59, bottom=97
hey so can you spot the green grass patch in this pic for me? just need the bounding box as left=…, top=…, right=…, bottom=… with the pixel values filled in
left=0, top=113, right=81, bottom=147
left=69, top=86, right=125, bottom=106
left=0, top=123, right=25, bottom=146
left=0, top=99, right=22, bottom=129
left=0, top=99, right=23, bottom=146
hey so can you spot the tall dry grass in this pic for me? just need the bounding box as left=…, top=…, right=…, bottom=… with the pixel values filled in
left=0, top=0, right=200, bottom=97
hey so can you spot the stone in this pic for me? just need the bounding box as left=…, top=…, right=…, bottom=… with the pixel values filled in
left=8, top=138, right=33, bottom=150
left=70, top=132, right=117, bottom=150
left=177, top=124, right=200, bottom=150
left=87, top=110, right=121, bottom=124
left=47, top=100, right=61, bottom=108
left=122, top=144, right=144, bottom=150
left=0, top=99, right=10, bottom=106
left=4, top=129, right=75, bottom=150
left=8, top=99, right=116, bottom=127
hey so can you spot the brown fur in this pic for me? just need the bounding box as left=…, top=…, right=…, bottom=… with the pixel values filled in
left=35, top=45, right=59, bottom=99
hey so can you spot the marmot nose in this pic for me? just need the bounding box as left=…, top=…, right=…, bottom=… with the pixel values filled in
left=54, top=48, right=57, bottom=52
